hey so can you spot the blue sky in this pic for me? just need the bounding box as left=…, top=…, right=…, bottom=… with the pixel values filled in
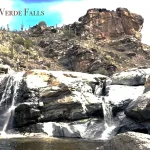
left=0, top=0, right=150, bottom=45
left=4, top=0, right=64, bottom=30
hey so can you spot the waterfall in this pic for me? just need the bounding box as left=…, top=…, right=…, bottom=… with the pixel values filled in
left=0, top=75, right=14, bottom=107
left=100, top=96, right=116, bottom=140
left=0, top=72, right=24, bottom=137
left=102, top=97, right=113, bottom=128
left=94, top=80, right=116, bottom=140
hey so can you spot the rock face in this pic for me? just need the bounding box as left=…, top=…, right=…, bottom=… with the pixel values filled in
left=75, top=8, right=143, bottom=41
left=58, top=8, right=149, bottom=75
left=104, top=132, right=150, bottom=150
left=1, top=68, right=150, bottom=140
left=13, top=70, right=107, bottom=127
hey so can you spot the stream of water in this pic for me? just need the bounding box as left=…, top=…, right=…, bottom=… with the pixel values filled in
left=0, top=72, right=24, bottom=137
left=100, top=96, right=116, bottom=140
left=0, top=138, right=104, bottom=150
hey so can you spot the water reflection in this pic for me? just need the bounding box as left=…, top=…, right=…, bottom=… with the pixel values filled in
left=0, top=138, right=104, bottom=150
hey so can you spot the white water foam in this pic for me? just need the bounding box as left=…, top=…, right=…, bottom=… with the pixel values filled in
left=100, top=96, right=116, bottom=140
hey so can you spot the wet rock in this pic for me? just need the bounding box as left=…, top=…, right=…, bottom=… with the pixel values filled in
left=104, top=132, right=150, bottom=150
left=17, top=118, right=104, bottom=139
left=73, top=118, right=105, bottom=139
left=14, top=103, right=41, bottom=127
left=43, top=122, right=81, bottom=138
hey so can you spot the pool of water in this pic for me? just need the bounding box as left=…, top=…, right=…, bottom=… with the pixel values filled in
left=0, top=138, right=104, bottom=150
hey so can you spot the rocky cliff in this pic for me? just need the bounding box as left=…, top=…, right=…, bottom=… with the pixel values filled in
left=73, top=8, right=143, bottom=41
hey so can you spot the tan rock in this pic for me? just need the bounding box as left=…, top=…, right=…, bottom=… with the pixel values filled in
left=104, top=132, right=150, bottom=150
left=77, top=8, right=143, bottom=41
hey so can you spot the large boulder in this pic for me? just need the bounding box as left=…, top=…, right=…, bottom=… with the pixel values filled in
left=104, top=132, right=150, bottom=150
left=125, top=91, right=150, bottom=121
left=110, top=68, right=149, bottom=86
left=105, top=85, right=144, bottom=114
left=125, top=75, right=150, bottom=121
left=117, top=116, right=150, bottom=134
left=14, top=70, right=107, bottom=127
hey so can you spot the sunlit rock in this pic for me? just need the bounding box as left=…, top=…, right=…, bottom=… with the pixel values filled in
left=104, top=132, right=150, bottom=150
left=106, top=85, right=144, bottom=114
left=125, top=91, right=150, bottom=121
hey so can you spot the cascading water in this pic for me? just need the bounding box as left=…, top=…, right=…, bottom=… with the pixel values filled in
left=0, top=75, right=14, bottom=107
left=94, top=80, right=116, bottom=140
left=102, top=97, right=113, bottom=128
left=0, top=72, right=24, bottom=137
left=75, top=81, right=88, bottom=113
left=100, top=96, right=116, bottom=140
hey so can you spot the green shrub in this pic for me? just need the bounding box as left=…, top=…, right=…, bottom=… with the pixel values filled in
left=24, top=38, right=34, bottom=49
left=14, top=37, right=24, bottom=46
left=14, top=36, right=33, bottom=49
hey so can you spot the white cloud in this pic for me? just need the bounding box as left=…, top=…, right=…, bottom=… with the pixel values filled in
left=0, top=0, right=14, bottom=28
left=49, top=0, right=150, bottom=45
